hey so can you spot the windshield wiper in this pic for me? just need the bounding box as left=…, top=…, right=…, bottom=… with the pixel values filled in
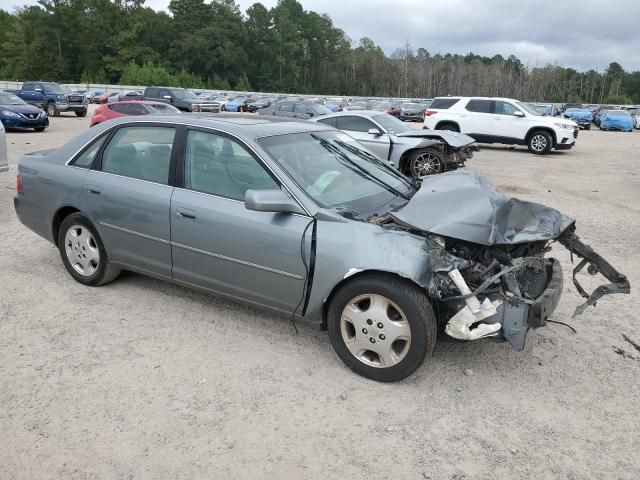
left=312, top=135, right=410, bottom=200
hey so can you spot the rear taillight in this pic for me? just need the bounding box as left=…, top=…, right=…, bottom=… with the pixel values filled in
left=16, top=175, right=23, bottom=193
left=425, top=110, right=437, bottom=116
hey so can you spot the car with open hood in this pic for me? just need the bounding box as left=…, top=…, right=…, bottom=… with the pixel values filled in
left=13, top=114, right=629, bottom=382
left=311, top=110, right=478, bottom=178
left=0, top=91, right=49, bottom=132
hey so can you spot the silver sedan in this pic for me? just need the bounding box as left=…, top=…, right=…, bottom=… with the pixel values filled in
left=13, top=114, right=629, bottom=381
left=0, top=121, right=7, bottom=173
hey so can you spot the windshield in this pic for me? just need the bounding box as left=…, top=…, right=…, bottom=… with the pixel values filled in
left=172, top=89, right=198, bottom=100
left=147, top=103, right=180, bottom=114
left=374, top=102, right=392, bottom=109
left=608, top=110, right=630, bottom=117
left=0, top=92, right=27, bottom=105
left=516, top=102, right=543, bottom=116
left=373, top=114, right=412, bottom=134
left=402, top=103, right=422, bottom=109
left=309, top=103, right=332, bottom=115
left=43, top=83, right=71, bottom=94
left=258, top=131, right=415, bottom=218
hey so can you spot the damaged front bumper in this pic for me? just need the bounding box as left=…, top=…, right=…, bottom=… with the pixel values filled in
left=442, top=230, right=629, bottom=350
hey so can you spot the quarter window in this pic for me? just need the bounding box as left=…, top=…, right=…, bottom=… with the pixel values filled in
left=101, top=126, right=176, bottom=184
left=184, top=130, right=278, bottom=201
left=465, top=99, right=492, bottom=113
left=71, top=136, right=108, bottom=169
left=336, top=116, right=376, bottom=133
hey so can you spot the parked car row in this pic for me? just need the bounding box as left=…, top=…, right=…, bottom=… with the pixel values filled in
left=5, top=81, right=88, bottom=118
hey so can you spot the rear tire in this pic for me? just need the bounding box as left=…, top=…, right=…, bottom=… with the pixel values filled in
left=57, top=213, right=120, bottom=287
left=327, top=273, right=437, bottom=382
left=527, top=130, right=553, bottom=154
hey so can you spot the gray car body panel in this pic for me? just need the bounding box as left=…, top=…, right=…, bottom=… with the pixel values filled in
left=0, top=122, right=7, bottom=172
left=310, top=110, right=476, bottom=168
left=391, top=170, right=575, bottom=245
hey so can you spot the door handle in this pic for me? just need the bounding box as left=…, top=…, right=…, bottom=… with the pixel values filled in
left=176, top=209, right=196, bottom=220
left=86, top=185, right=101, bottom=195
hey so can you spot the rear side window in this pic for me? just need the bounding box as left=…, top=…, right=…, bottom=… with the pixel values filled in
left=145, top=88, right=158, bottom=98
left=71, top=136, right=108, bottom=169
left=465, top=99, right=492, bottom=113
left=316, top=117, right=337, bottom=128
left=22, top=82, right=34, bottom=91
left=429, top=98, right=460, bottom=109
left=101, top=126, right=176, bottom=184
left=110, top=104, right=129, bottom=114
left=336, top=116, right=376, bottom=132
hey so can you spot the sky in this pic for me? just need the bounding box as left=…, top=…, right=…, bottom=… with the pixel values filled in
left=3, top=0, right=639, bottom=71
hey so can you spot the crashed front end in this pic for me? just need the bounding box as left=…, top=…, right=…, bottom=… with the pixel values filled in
left=387, top=171, right=630, bottom=349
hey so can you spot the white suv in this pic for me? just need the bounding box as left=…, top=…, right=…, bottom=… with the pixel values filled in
left=423, top=97, right=578, bottom=154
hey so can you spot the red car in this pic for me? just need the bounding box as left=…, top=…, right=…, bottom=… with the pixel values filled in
left=373, top=101, right=402, bottom=118
left=90, top=101, right=180, bottom=127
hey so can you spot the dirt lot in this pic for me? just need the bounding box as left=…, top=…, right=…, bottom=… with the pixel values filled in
left=1, top=107, right=639, bottom=480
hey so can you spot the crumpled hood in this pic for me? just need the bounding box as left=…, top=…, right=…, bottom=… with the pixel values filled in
left=391, top=170, right=575, bottom=245
left=396, top=129, right=477, bottom=148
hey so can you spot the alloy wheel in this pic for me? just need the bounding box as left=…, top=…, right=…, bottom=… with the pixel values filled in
left=530, top=134, right=548, bottom=152
left=411, top=152, right=443, bottom=178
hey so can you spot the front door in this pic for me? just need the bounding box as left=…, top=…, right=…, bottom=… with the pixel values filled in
left=170, top=128, right=310, bottom=313
left=83, top=124, right=177, bottom=278
left=491, top=100, right=529, bottom=142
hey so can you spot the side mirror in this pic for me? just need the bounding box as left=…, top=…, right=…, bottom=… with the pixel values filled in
left=513, top=110, right=525, bottom=118
left=244, top=189, right=305, bottom=215
left=163, top=95, right=173, bottom=103
left=368, top=128, right=382, bottom=136
left=34, top=87, right=43, bottom=92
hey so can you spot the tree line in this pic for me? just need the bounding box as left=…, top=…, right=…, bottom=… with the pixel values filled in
left=1, top=0, right=639, bottom=103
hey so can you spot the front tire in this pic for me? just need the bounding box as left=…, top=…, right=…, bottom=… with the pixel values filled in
left=527, top=130, right=553, bottom=154
left=46, top=102, right=59, bottom=117
left=57, top=213, right=120, bottom=286
left=327, top=273, right=437, bottom=382
left=34, top=127, right=46, bottom=132
left=75, top=109, right=87, bottom=118
left=408, top=149, right=444, bottom=178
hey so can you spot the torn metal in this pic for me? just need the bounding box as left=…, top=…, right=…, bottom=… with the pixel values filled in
left=377, top=170, right=630, bottom=348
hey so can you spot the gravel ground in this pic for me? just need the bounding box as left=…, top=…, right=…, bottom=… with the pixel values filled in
left=1, top=108, right=639, bottom=480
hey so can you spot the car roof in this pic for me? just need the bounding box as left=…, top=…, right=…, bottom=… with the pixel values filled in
left=106, top=113, right=335, bottom=138
left=317, top=110, right=389, bottom=119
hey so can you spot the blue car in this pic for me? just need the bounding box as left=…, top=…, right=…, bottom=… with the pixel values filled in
left=0, top=91, right=49, bottom=131
left=600, top=110, right=634, bottom=132
left=563, top=108, right=593, bottom=130
left=224, top=96, right=251, bottom=112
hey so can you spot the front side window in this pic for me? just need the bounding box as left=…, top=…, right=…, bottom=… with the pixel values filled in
left=101, top=126, right=176, bottom=184
left=494, top=101, right=519, bottom=116
left=294, top=104, right=313, bottom=115
left=184, top=130, right=278, bottom=201
left=336, top=116, right=376, bottom=133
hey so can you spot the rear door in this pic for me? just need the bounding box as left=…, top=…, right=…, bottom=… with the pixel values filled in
left=170, top=128, right=310, bottom=312
left=335, top=115, right=391, bottom=160
left=460, top=99, right=493, bottom=139
left=83, top=124, right=177, bottom=278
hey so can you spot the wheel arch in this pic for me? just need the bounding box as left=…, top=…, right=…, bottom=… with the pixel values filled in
left=52, top=205, right=82, bottom=243
left=398, top=145, right=444, bottom=175
left=526, top=126, right=557, bottom=146
left=434, top=120, right=460, bottom=131
left=320, top=269, right=431, bottom=330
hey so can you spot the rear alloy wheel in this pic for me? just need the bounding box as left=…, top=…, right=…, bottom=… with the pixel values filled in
left=57, top=213, right=120, bottom=286
left=408, top=149, right=444, bottom=178
left=527, top=130, right=552, bottom=154
left=327, top=273, right=436, bottom=382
